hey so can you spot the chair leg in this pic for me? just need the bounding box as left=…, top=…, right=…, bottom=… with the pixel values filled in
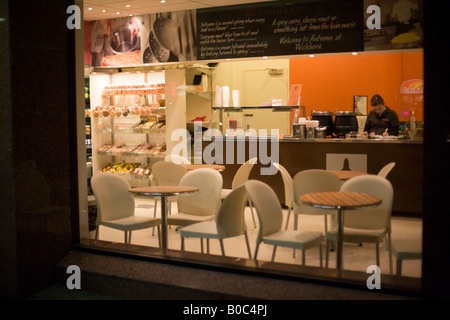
left=95, top=226, right=99, bottom=240
left=243, top=231, right=252, bottom=259
left=248, top=200, right=257, bottom=229
left=325, top=240, right=329, bottom=268
left=294, top=214, right=298, bottom=231
left=124, top=231, right=128, bottom=245
left=152, top=199, right=158, bottom=236
left=387, top=233, right=393, bottom=275
left=181, top=236, right=185, bottom=251
left=302, top=249, right=305, bottom=265
left=207, top=239, right=210, bottom=254
left=285, top=208, right=291, bottom=230
left=157, top=226, right=161, bottom=248
left=319, top=243, right=323, bottom=267
left=200, top=238, right=204, bottom=253
left=254, top=243, right=260, bottom=261
left=271, top=246, right=277, bottom=262
left=219, top=239, right=225, bottom=256
left=128, top=231, right=132, bottom=244
left=396, top=259, right=403, bottom=276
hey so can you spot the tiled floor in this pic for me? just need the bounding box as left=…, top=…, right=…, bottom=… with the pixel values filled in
left=91, top=197, right=423, bottom=278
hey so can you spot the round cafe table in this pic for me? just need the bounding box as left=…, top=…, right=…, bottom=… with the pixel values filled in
left=300, top=191, right=382, bottom=273
left=129, top=186, right=199, bottom=250
left=183, top=164, right=225, bottom=171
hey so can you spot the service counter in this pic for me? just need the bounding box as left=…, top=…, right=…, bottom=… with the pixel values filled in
left=201, top=137, right=423, bottom=217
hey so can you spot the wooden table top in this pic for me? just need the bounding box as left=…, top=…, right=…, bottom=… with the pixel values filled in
left=300, top=191, right=382, bottom=209
left=183, top=164, right=225, bottom=171
left=329, top=170, right=368, bottom=181
left=129, top=186, right=199, bottom=196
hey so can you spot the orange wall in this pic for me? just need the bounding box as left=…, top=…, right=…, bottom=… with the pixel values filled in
left=289, top=52, right=424, bottom=122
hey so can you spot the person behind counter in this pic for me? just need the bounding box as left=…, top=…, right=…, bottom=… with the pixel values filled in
left=364, top=94, right=399, bottom=136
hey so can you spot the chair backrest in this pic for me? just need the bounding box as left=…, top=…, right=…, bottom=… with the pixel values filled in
left=152, top=161, right=187, bottom=186
left=231, top=157, right=258, bottom=189
left=293, top=169, right=341, bottom=215
left=245, top=180, right=283, bottom=244
left=91, top=172, right=135, bottom=222
left=377, top=162, right=396, bottom=178
left=164, top=154, right=191, bottom=164
left=216, top=185, right=249, bottom=239
left=177, top=168, right=223, bottom=216
left=340, top=174, right=394, bottom=232
left=273, top=163, right=294, bottom=208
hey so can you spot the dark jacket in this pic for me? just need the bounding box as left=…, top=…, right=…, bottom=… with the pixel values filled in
left=364, top=106, right=399, bottom=136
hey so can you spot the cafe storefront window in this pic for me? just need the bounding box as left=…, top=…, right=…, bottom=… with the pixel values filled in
left=77, top=0, right=423, bottom=294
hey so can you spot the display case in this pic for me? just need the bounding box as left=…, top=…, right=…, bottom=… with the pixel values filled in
left=90, top=70, right=166, bottom=187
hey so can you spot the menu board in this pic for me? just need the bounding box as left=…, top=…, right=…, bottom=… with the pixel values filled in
left=196, top=0, right=364, bottom=60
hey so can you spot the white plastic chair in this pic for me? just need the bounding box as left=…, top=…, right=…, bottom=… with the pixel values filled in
left=167, top=168, right=223, bottom=229
left=91, top=172, right=161, bottom=246
left=289, top=169, right=341, bottom=233
left=221, top=157, right=258, bottom=228
left=180, top=185, right=252, bottom=258
left=377, top=162, right=396, bottom=178
left=245, top=180, right=323, bottom=266
left=150, top=161, right=188, bottom=234
left=273, top=163, right=294, bottom=228
left=325, top=175, right=394, bottom=274
left=391, top=237, right=422, bottom=276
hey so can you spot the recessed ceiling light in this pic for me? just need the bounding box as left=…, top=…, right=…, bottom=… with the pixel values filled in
left=352, top=52, right=358, bottom=55
left=309, top=54, right=315, bottom=57
left=88, top=7, right=93, bottom=11
left=116, top=12, right=121, bottom=15
left=262, top=56, right=269, bottom=59
left=161, top=0, right=166, bottom=3
left=102, top=9, right=107, bottom=13
left=125, top=5, right=131, bottom=8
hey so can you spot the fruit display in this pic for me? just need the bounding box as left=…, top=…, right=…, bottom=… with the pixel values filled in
left=99, top=162, right=141, bottom=174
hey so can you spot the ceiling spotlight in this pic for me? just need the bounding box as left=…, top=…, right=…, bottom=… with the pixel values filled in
left=309, top=54, right=315, bottom=57
left=116, top=12, right=121, bottom=15
left=161, top=0, right=166, bottom=3
left=125, top=4, right=131, bottom=8
left=88, top=7, right=93, bottom=11
left=102, top=9, right=107, bottom=13
left=352, top=52, right=358, bottom=55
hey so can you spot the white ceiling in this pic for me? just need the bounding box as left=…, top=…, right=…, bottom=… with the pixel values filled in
left=84, top=0, right=273, bottom=21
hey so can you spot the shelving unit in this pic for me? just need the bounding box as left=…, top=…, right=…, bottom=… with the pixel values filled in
left=90, top=71, right=166, bottom=187
left=209, top=105, right=299, bottom=133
